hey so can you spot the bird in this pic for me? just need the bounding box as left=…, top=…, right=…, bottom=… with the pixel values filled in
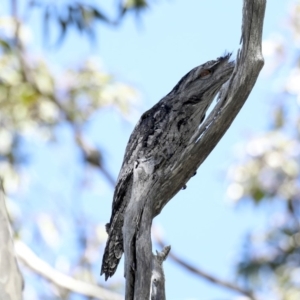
left=101, top=53, right=234, bottom=280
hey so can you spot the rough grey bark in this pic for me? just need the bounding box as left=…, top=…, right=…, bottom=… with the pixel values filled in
left=101, top=0, right=266, bottom=299
left=0, top=180, right=23, bottom=300
left=150, top=246, right=170, bottom=300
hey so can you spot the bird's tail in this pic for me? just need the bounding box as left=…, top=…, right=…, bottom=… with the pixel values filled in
left=101, top=219, right=124, bottom=280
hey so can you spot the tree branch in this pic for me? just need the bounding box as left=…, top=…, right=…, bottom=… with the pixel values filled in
left=75, top=131, right=116, bottom=187
left=154, top=0, right=265, bottom=220
left=0, top=180, right=23, bottom=300
left=15, top=240, right=123, bottom=300
left=123, top=0, right=265, bottom=299
left=155, top=238, right=256, bottom=300
left=150, top=246, right=171, bottom=300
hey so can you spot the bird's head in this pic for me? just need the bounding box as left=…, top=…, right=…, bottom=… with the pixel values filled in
left=170, top=53, right=234, bottom=102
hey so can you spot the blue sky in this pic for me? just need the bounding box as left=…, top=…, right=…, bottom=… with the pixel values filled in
left=1, top=0, right=291, bottom=299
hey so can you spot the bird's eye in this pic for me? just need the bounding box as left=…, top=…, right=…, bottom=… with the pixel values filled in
left=199, top=69, right=211, bottom=78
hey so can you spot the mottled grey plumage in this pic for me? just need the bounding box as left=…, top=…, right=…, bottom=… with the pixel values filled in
left=101, top=54, right=234, bottom=280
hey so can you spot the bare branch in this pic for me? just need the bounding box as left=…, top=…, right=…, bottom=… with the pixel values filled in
left=0, top=180, right=23, bottom=300
left=154, top=0, right=265, bottom=220
left=119, top=0, right=266, bottom=299
left=155, top=238, right=256, bottom=300
left=150, top=246, right=171, bottom=300
left=15, top=241, right=123, bottom=300
left=75, top=131, right=116, bottom=187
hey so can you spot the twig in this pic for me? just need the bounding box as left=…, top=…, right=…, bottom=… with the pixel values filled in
left=75, top=131, right=116, bottom=187
left=15, top=240, right=123, bottom=300
left=155, top=237, right=256, bottom=300
left=150, top=246, right=171, bottom=300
